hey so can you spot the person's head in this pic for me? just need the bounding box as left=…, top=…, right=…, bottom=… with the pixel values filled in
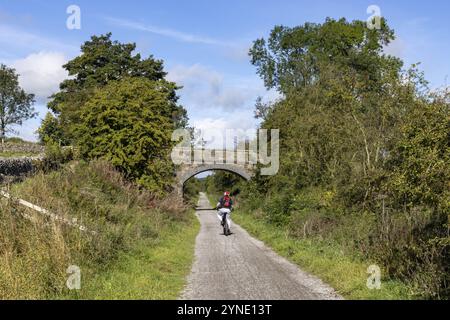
left=224, top=191, right=230, bottom=197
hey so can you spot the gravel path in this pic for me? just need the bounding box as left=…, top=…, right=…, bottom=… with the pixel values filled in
left=180, top=193, right=343, bottom=300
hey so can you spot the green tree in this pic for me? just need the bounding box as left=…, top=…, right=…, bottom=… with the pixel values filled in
left=77, top=77, right=180, bottom=194
left=0, top=64, right=36, bottom=145
left=245, top=18, right=449, bottom=297
left=37, top=112, right=68, bottom=145
left=249, top=18, right=419, bottom=198
left=47, top=33, right=187, bottom=143
left=250, top=17, right=402, bottom=94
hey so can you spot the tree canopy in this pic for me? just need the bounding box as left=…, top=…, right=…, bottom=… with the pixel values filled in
left=250, top=17, right=402, bottom=94
left=241, top=18, right=449, bottom=297
left=39, top=33, right=189, bottom=194
left=77, top=77, right=178, bottom=193
left=44, top=33, right=187, bottom=144
left=0, top=64, right=36, bottom=144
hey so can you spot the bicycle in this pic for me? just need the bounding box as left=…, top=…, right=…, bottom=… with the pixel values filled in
left=217, top=208, right=232, bottom=236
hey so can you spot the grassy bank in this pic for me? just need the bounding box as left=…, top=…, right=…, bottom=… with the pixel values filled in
left=69, top=211, right=199, bottom=299
left=0, top=160, right=199, bottom=299
left=206, top=193, right=412, bottom=300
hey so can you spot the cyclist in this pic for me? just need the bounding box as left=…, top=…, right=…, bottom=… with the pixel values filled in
left=216, top=191, right=233, bottom=227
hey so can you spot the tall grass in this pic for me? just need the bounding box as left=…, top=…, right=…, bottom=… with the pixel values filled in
left=234, top=185, right=448, bottom=299
left=0, top=160, right=197, bottom=299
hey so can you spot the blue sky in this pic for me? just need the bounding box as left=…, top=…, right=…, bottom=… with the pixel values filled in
left=1, top=0, right=449, bottom=142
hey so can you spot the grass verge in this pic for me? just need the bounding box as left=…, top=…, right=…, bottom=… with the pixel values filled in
left=68, top=211, right=199, bottom=299
left=206, top=193, right=412, bottom=300
left=0, top=160, right=199, bottom=299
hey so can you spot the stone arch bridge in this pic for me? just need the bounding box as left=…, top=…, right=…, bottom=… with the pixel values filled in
left=175, top=149, right=255, bottom=195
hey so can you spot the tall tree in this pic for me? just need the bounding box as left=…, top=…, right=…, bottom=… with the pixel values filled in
left=44, top=33, right=187, bottom=144
left=249, top=18, right=416, bottom=193
left=77, top=77, right=179, bottom=194
left=246, top=18, right=449, bottom=297
left=249, top=18, right=402, bottom=94
left=0, top=64, right=36, bottom=145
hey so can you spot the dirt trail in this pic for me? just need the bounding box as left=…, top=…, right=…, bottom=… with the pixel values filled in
left=180, top=193, right=342, bottom=300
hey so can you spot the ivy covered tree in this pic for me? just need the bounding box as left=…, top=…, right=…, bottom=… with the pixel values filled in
left=0, top=64, right=36, bottom=145
left=77, top=77, right=180, bottom=194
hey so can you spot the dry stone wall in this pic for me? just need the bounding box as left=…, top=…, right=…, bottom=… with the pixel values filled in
left=1, top=142, right=45, bottom=154
left=0, top=156, right=44, bottom=184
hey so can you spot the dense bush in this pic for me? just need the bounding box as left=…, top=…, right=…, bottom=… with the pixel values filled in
left=38, top=113, right=70, bottom=146
left=76, top=77, right=178, bottom=194
left=37, top=142, right=74, bottom=171
left=183, top=177, right=203, bottom=207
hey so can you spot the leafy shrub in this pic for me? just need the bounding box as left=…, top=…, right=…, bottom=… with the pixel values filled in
left=183, top=177, right=202, bottom=207
left=36, top=142, right=74, bottom=171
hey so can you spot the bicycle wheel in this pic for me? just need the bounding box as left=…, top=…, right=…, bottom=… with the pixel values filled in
left=225, top=221, right=230, bottom=236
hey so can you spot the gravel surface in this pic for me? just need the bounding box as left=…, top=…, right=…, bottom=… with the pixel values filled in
left=180, top=193, right=343, bottom=300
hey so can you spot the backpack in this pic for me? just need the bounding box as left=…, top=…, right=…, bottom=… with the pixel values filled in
left=223, top=196, right=231, bottom=208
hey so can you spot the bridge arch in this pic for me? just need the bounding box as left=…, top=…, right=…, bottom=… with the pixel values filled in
left=176, top=164, right=253, bottom=195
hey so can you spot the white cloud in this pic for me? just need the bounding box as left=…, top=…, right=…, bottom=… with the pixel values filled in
left=191, top=113, right=258, bottom=149
left=168, top=64, right=264, bottom=111
left=168, top=63, right=280, bottom=147
left=168, top=64, right=223, bottom=91
left=12, top=51, right=68, bottom=102
left=193, top=116, right=256, bottom=133
left=105, top=17, right=231, bottom=46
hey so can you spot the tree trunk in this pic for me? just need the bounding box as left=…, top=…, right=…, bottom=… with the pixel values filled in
left=1, top=123, right=5, bottom=153
left=1, top=137, right=4, bottom=153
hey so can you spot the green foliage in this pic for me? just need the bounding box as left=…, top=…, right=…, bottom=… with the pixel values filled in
left=0, top=64, right=36, bottom=141
left=1, top=160, right=195, bottom=299
left=76, top=77, right=177, bottom=194
left=37, top=142, right=74, bottom=171
left=250, top=17, right=401, bottom=94
left=204, top=171, right=244, bottom=197
left=46, top=33, right=187, bottom=144
left=183, top=177, right=203, bottom=206
left=242, top=18, right=449, bottom=298
left=377, top=93, right=450, bottom=298
left=38, top=33, right=189, bottom=195
left=384, top=93, right=450, bottom=212
left=37, top=112, right=69, bottom=146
